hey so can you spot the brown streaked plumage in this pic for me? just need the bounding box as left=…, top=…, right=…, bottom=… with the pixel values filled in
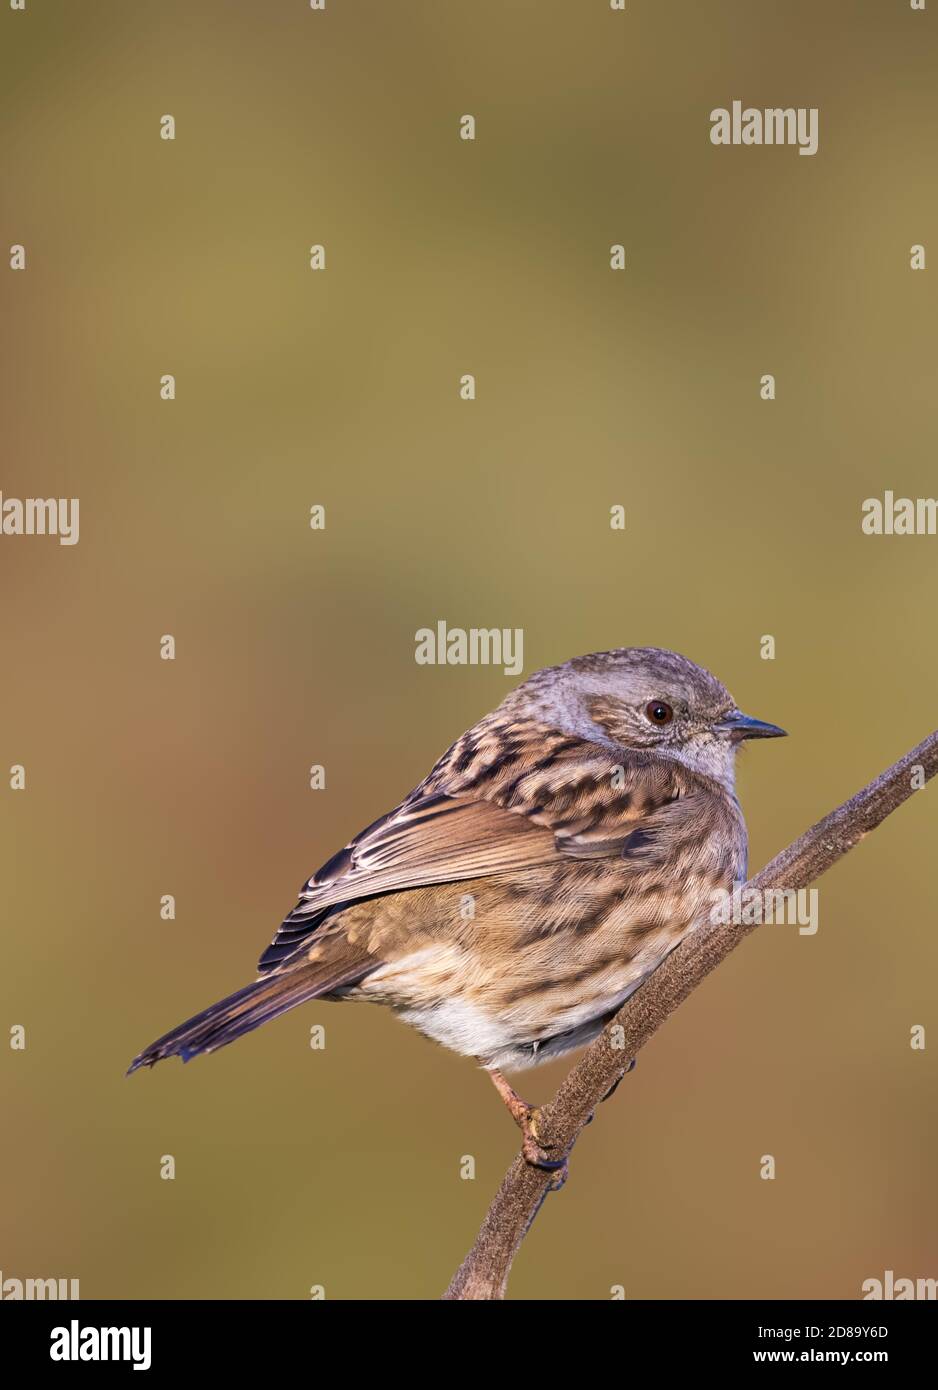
left=128, top=647, right=785, bottom=1166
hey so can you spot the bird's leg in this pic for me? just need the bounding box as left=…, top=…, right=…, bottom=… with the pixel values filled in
left=486, top=1066, right=532, bottom=1129
left=484, top=1067, right=568, bottom=1174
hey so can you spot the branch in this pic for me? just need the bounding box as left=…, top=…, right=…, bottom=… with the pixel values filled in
left=443, top=730, right=938, bottom=1300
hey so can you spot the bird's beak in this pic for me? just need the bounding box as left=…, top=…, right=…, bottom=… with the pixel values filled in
left=716, top=710, right=787, bottom=741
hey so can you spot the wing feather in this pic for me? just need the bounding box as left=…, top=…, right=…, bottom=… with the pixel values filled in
left=257, top=722, right=690, bottom=973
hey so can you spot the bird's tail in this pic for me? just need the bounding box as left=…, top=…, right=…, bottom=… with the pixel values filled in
left=126, top=958, right=368, bottom=1074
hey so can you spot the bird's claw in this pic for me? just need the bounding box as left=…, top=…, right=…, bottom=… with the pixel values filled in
left=521, top=1107, right=568, bottom=1175
left=601, top=1058, right=637, bottom=1104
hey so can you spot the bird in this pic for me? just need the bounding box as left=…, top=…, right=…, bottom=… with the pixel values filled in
left=128, top=647, right=785, bottom=1167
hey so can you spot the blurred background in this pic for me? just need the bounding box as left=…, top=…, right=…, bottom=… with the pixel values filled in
left=1, top=0, right=936, bottom=1300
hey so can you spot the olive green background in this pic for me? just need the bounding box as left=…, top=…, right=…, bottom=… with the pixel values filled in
left=1, top=1, right=935, bottom=1300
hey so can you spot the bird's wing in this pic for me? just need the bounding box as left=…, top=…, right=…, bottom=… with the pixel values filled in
left=258, top=723, right=694, bottom=973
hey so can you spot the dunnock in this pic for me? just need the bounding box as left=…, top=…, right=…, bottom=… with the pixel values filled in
left=129, top=647, right=784, bottom=1165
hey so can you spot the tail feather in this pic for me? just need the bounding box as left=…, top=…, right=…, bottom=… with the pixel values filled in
left=127, top=959, right=369, bottom=1074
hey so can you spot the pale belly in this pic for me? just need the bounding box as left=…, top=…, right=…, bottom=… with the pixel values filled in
left=338, top=858, right=734, bottom=1071
left=351, top=925, right=686, bottom=1072
left=395, top=971, right=652, bottom=1071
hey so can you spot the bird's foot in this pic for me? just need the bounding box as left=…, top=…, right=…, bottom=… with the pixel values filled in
left=520, top=1107, right=568, bottom=1176
left=484, top=1067, right=568, bottom=1173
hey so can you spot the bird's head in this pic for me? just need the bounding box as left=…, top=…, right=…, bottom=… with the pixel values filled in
left=508, top=646, right=786, bottom=789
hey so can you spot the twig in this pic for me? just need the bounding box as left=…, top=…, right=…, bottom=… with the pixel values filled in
left=443, top=730, right=938, bottom=1300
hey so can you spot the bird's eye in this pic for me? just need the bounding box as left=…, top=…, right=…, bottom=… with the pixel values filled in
left=645, top=700, right=673, bottom=725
